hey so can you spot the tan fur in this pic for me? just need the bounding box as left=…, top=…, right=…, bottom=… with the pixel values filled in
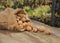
left=32, top=27, right=38, bottom=32
left=0, top=8, right=51, bottom=35
left=44, top=29, right=51, bottom=35
left=39, top=26, right=45, bottom=32
left=26, top=26, right=32, bottom=31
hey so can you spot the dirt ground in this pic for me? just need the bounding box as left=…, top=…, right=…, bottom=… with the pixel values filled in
left=0, top=20, right=60, bottom=43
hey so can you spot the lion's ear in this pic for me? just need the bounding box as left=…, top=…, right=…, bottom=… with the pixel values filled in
left=13, top=8, right=21, bottom=15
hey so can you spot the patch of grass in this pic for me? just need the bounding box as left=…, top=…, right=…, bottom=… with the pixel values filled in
left=24, top=5, right=51, bottom=22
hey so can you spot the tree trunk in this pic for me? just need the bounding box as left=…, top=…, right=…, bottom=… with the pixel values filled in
left=51, top=0, right=56, bottom=26
left=38, top=0, right=41, bottom=5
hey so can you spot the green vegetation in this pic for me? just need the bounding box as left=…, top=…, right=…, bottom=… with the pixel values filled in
left=24, top=5, right=51, bottom=22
